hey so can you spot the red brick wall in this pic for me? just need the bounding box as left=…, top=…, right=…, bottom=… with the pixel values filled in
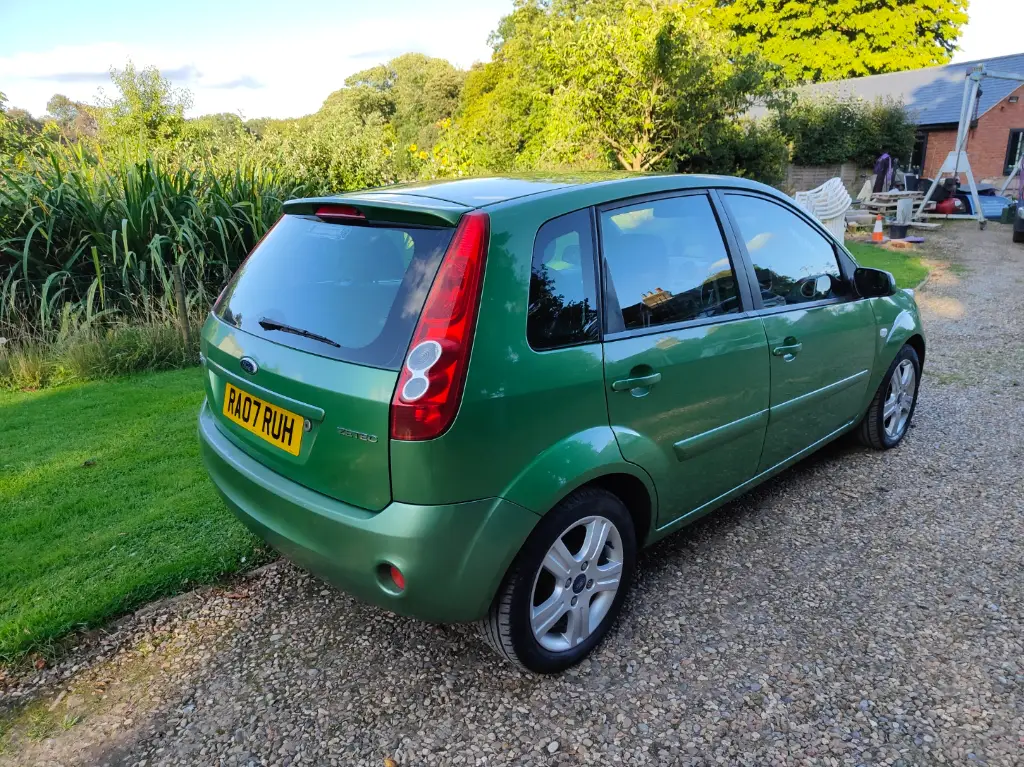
left=921, top=84, right=1024, bottom=180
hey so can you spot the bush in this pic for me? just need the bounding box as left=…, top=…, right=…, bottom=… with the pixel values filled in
left=774, top=97, right=916, bottom=167
left=679, top=120, right=790, bottom=187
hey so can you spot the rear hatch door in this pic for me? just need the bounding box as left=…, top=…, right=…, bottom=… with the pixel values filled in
left=202, top=200, right=463, bottom=511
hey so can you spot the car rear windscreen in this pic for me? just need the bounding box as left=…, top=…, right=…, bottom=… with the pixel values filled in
left=214, top=214, right=454, bottom=369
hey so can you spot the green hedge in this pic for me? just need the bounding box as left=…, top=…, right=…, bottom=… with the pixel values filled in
left=774, top=97, right=916, bottom=167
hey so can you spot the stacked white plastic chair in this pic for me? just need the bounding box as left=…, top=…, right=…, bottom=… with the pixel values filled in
left=794, top=177, right=852, bottom=241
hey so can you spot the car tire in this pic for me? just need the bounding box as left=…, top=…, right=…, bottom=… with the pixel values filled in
left=480, top=487, right=636, bottom=674
left=1013, top=228, right=1024, bottom=244
left=858, top=343, right=921, bottom=450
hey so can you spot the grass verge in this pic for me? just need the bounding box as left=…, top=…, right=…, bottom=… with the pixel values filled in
left=0, top=323, right=199, bottom=391
left=846, top=241, right=930, bottom=288
left=0, top=367, right=265, bottom=661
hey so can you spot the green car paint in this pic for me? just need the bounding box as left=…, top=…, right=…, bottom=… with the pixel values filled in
left=199, top=405, right=537, bottom=622
left=198, top=173, right=925, bottom=625
left=603, top=316, right=771, bottom=527
left=203, top=319, right=396, bottom=511
left=756, top=300, right=877, bottom=471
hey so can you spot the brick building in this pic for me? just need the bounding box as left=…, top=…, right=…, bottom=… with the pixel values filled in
left=792, top=53, right=1024, bottom=183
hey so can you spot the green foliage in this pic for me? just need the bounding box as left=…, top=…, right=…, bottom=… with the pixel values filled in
left=1, top=17, right=805, bottom=375
left=0, top=324, right=198, bottom=390
left=345, top=53, right=464, bottom=175
left=0, top=367, right=265, bottom=660
left=774, top=97, right=917, bottom=166
left=708, top=0, right=969, bottom=83
left=680, top=119, right=790, bottom=185
left=1, top=92, right=48, bottom=156
left=554, top=0, right=778, bottom=170
left=0, top=146, right=303, bottom=346
left=442, top=0, right=778, bottom=174
left=99, top=60, right=193, bottom=144
left=45, top=94, right=99, bottom=142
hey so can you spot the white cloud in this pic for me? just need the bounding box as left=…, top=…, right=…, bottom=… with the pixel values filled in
left=953, top=0, right=1022, bottom=63
left=0, top=13, right=497, bottom=118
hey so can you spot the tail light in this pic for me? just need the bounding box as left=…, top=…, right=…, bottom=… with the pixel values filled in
left=315, top=204, right=366, bottom=222
left=390, top=211, right=490, bottom=441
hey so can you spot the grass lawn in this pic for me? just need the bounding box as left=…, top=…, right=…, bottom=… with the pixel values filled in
left=846, top=241, right=930, bottom=288
left=0, top=368, right=264, bottom=661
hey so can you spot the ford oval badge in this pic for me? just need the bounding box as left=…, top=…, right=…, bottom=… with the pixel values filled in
left=239, top=357, right=259, bottom=375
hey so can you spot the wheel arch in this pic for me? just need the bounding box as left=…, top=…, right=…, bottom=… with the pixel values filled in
left=585, top=473, right=654, bottom=547
left=499, top=426, right=658, bottom=545
left=906, top=333, right=925, bottom=370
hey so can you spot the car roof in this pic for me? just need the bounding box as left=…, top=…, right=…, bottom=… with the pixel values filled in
left=326, top=173, right=781, bottom=211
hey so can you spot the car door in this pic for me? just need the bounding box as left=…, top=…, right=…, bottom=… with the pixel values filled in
left=600, top=191, right=771, bottom=527
left=719, top=192, right=877, bottom=472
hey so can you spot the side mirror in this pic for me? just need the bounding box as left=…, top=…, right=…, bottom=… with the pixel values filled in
left=853, top=267, right=896, bottom=298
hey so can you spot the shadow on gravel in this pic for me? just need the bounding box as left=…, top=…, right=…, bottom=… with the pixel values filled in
left=637, top=435, right=860, bottom=574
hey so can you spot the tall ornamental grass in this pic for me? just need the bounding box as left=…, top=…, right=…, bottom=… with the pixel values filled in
left=0, top=143, right=310, bottom=387
left=0, top=143, right=304, bottom=346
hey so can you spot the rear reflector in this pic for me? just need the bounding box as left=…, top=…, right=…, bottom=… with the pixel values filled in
left=389, top=565, right=405, bottom=591
left=390, top=211, right=489, bottom=441
left=315, top=204, right=366, bottom=221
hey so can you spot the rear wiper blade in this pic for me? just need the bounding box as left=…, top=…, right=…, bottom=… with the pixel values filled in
left=258, top=317, right=341, bottom=348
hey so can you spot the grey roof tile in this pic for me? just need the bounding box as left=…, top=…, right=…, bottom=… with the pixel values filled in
left=761, top=52, right=1024, bottom=127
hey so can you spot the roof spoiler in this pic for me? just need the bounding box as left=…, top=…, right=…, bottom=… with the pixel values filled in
left=283, top=194, right=467, bottom=228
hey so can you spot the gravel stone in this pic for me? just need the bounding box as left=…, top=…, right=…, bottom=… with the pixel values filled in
left=1, top=224, right=1022, bottom=766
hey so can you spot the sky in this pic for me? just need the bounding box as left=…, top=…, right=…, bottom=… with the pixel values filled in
left=0, top=0, right=1019, bottom=120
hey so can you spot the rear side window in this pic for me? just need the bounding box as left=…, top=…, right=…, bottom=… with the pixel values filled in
left=601, top=194, right=740, bottom=330
left=724, top=193, right=845, bottom=307
left=214, top=215, right=453, bottom=369
left=527, top=209, right=599, bottom=350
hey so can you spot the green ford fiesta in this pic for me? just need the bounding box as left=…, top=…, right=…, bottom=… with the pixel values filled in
left=198, top=174, right=924, bottom=673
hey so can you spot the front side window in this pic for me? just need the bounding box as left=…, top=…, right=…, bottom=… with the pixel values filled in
left=724, top=194, right=845, bottom=308
left=527, top=209, right=600, bottom=350
left=601, top=194, right=740, bottom=331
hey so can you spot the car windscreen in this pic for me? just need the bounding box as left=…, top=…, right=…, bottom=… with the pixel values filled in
left=214, top=214, right=454, bottom=370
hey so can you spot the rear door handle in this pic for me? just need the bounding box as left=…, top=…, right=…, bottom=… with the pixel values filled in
left=611, top=372, right=662, bottom=392
left=772, top=341, right=803, bottom=359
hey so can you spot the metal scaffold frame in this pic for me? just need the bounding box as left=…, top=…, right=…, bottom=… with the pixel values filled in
left=915, top=64, right=1024, bottom=228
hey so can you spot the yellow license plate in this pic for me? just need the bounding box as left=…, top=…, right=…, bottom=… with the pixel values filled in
left=223, top=382, right=303, bottom=456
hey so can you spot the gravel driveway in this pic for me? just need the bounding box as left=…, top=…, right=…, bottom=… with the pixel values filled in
left=3, top=223, right=1023, bottom=766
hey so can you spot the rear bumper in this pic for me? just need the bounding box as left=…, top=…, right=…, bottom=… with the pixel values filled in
left=198, top=401, right=538, bottom=623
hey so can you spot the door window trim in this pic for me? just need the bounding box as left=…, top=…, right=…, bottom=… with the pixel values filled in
left=526, top=206, right=604, bottom=353
left=713, top=189, right=856, bottom=315
left=603, top=309, right=762, bottom=343
left=595, top=189, right=757, bottom=340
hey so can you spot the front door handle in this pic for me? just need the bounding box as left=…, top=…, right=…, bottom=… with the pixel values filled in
left=611, top=372, right=662, bottom=392
left=772, top=339, right=803, bottom=360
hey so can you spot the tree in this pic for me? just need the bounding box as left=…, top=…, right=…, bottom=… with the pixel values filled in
left=449, top=0, right=778, bottom=173
left=45, top=94, right=99, bottom=141
left=99, top=60, right=193, bottom=144
left=707, top=0, right=969, bottom=83
left=344, top=54, right=464, bottom=174
left=680, top=119, right=790, bottom=185
left=545, top=0, right=777, bottom=170
left=1, top=93, right=46, bottom=156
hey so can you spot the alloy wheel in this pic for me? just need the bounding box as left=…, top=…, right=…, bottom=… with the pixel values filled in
left=883, top=359, right=916, bottom=440
left=529, top=515, right=624, bottom=652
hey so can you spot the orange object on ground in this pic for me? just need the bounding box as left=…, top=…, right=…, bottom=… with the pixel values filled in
left=872, top=215, right=884, bottom=243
